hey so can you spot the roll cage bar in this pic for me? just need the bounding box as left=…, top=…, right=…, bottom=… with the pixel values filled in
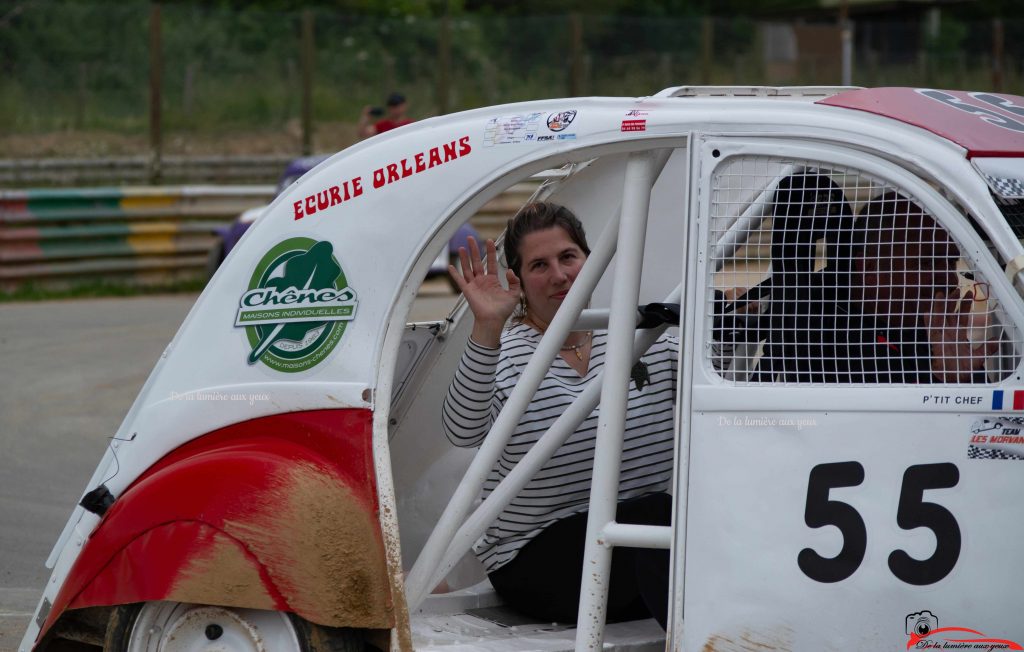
left=405, top=149, right=679, bottom=651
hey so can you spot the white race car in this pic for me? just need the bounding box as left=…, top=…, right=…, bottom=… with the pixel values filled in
left=23, top=86, right=1024, bottom=652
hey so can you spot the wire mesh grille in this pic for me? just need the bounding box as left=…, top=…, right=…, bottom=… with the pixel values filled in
left=707, top=157, right=1021, bottom=384
left=996, top=198, right=1024, bottom=239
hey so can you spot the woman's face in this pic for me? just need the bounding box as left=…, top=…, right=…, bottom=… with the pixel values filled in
left=516, top=226, right=587, bottom=326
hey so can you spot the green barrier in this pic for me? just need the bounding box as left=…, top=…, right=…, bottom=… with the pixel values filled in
left=0, top=180, right=540, bottom=292
left=0, top=186, right=274, bottom=291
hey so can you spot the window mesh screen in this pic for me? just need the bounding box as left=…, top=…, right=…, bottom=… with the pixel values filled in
left=996, top=198, right=1024, bottom=239
left=707, top=157, right=1021, bottom=384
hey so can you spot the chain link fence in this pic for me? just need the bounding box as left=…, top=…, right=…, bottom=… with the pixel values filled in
left=1, top=3, right=1021, bottom=167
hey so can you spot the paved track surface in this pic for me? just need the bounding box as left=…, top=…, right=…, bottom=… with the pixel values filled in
left=0, top=288, right=459, bottom=651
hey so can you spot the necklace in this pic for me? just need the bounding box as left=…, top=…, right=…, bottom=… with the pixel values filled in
left=523, top=317, right=591, bottom=361
left=560, top=331, right=592, bottom=361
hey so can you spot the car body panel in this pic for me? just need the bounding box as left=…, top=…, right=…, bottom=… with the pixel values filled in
left=818, top=87, right=1024, bottom=158
left=35, top=409, right=391, bottom=645
left=24, top=87, right=1024, bottom=651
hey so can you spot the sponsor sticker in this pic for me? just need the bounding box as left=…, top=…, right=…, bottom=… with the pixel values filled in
left=485, top=112, right=580, bottom=145
left=546, top=110, right=577, bottom=132
left=236, top=237, right=357, bottom=373
left=621, top=119, right=646, bottom=132
left=968, top=416, right=1024, bottom=460
left=484, top=112, right=543, bottom=146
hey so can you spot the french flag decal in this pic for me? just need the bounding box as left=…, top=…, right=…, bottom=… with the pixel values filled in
left=992, top=390, right=1024, bottom=410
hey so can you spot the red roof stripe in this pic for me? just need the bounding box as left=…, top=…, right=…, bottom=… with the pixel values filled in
left=818, top=87, right=1024, bottom=159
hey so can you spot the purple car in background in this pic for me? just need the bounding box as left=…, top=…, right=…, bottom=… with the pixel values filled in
left=206, top=155, right=328, bottom=276
left=207, top=155, right=478, bottom=287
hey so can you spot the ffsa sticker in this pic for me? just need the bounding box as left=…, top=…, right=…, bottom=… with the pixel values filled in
left=236, top=237, right=358, bottom=373
left=484, top=110, right=579, bottom=145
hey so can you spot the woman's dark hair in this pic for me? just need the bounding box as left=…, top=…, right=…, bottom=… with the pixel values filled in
left=503, top=201, right=590, bottom=277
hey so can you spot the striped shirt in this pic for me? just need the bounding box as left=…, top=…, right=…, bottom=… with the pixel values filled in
left=441, top=323, right=678, bottom=572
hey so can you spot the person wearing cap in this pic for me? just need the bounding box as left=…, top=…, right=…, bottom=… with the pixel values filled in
left=358, top=92, right=413, bottom=138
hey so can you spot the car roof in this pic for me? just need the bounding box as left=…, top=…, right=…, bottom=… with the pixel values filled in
left=818, top=87, right=1024, bottom=159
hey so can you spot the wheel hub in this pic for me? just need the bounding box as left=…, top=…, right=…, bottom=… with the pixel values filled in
left=126, top=602, right=303, bottom=652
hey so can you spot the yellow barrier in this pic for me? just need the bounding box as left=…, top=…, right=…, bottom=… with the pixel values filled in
left=0, top=181, right=540, bottom=293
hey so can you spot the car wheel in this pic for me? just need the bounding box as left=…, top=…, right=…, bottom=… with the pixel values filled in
left=104, top=602, right=363, bottom=652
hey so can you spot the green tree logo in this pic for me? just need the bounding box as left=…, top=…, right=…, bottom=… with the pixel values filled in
left=235, top=237, right=357, bottom=373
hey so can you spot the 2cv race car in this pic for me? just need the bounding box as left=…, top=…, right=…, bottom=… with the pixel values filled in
left=22, top=86, right=1024, bottom=652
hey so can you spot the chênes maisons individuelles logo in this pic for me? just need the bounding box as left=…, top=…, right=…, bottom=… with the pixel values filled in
left=236, top=237, right=357, bottom=373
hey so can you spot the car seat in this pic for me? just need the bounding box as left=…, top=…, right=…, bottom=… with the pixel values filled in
left=756, top=171, right=857, bottom=382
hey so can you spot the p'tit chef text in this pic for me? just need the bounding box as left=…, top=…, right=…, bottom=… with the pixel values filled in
left=292, top=136, right=472, bottom=221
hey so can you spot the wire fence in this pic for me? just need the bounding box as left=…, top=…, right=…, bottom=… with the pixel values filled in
left=1, top=4, right=1021, bottom=168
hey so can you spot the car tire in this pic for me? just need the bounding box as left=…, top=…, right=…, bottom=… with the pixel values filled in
left=104, top=602, right=363, bottom=652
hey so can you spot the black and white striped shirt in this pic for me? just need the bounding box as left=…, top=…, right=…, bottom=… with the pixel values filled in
left=441, top=323, right=678, bottom=572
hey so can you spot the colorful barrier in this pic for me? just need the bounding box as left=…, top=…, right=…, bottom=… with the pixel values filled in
left=0, top=181, right=540, bottom=293
left=0, top=186, right=274, bottom=292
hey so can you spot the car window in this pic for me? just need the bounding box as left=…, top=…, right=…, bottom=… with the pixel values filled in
left=706, top=157, right=1021, bottom=384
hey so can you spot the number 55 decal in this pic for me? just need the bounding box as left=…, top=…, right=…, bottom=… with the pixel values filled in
left=798, top=461, right=961, bottom=585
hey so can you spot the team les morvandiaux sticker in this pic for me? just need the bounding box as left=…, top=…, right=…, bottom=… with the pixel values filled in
left=235, top=237, right=358, bottom=373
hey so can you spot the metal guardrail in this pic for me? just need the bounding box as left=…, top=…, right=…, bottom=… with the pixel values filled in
left=0, top=186, right=275, bottom=292
left=0, top=181, right=541, bottom=293
left=0, top=155, right=294, bottom=187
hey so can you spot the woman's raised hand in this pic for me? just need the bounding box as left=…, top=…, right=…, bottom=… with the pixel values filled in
left=449, top=237, right=521, bottom=347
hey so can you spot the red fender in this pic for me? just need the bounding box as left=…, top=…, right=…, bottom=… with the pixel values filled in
left=37, top=409, right=393, bottom=644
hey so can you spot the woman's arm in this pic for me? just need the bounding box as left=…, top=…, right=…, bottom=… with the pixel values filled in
left=442, top=339, right=502, bottom=447
left=443, top=236, right=519, bottom=446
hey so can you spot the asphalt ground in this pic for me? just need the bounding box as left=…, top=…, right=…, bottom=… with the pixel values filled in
left=0, top=283, right=459, bottom=652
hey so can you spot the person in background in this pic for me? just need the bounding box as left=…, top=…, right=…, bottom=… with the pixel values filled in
left=837, top=193, right=996, bottom=383
left=358, top=92, right=412, bottom=138
left=743, top=181, right=998, bottom=384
